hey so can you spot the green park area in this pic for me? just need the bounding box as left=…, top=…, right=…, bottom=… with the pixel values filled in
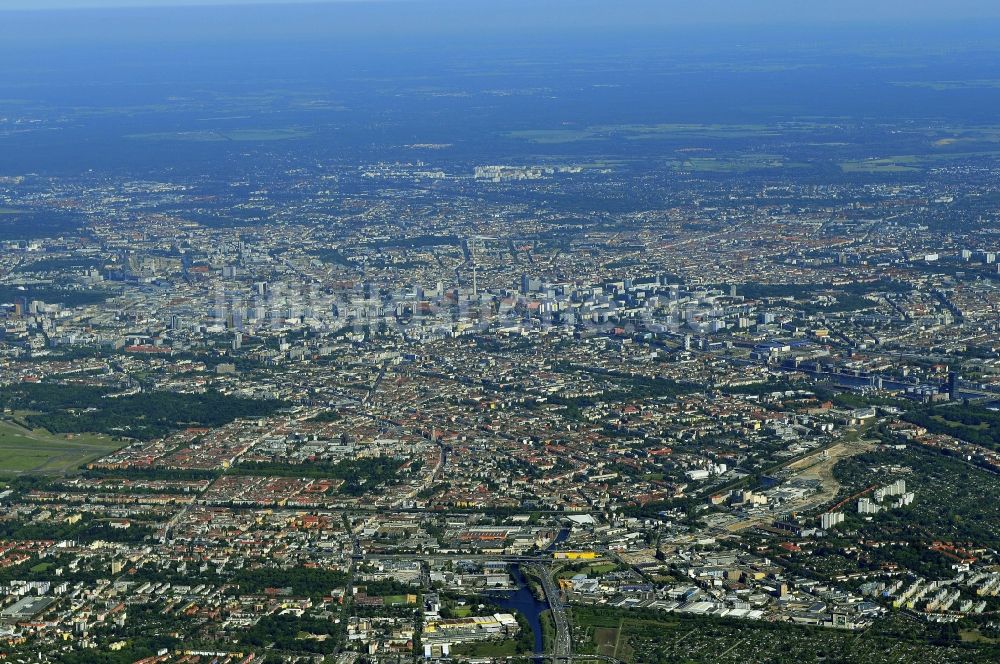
left=0, top=418, right=122, bottom=475
left=556, top=562, right=621, bottom=580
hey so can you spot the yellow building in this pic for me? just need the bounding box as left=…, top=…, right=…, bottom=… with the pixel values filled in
left=553, top=551, right=598, bottom=561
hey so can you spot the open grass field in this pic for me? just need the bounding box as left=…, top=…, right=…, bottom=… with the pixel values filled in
left=673, top=155, right=807, bottom=172
left=593, top=620, right=633, bottom=661
left=893, top=79, right=1000, bottom=91
left=450, top=604, right=473, bottom=618
left=931, top=414, right=989, bottom=430
left=841, top=149, right=1000, bottom=173
left=127, top=128, right=312, bottom=142
left=960, top=629, right=1000, bottom=644
left=557, top=562, right=620, bottom=580
left=507, top=122, right=841, bottom=145
left=381, top=594, right=415, bottom=605
left=840, top=156, right=922, bottom=173
left=0, top=419, right=123, bottom=475
left=451, top=639, right=519, bottom=657
left=506, top=129, right=598, bottom=144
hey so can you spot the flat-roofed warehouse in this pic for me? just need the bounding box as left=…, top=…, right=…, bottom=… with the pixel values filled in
left=1, top=596, right=56, bottom=622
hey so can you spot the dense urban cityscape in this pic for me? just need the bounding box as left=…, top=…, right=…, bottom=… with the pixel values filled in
left=3, top=1, right=1000, bottom=663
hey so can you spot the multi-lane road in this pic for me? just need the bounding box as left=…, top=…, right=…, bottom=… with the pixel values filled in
left=528, top=563, right=573, bottom=663
left=367, top=550, right=614, bottom=662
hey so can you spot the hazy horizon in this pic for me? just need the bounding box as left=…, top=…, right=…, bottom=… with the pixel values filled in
left=4, top=0, right=1000, bottom=26
left=2, top=0, right=1000, bottom=52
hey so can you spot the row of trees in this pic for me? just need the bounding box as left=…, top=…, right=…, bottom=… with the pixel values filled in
left=0, top=382, right=285, bottom=440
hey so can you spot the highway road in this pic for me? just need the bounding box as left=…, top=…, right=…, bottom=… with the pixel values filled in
left=360, top=548, right=629, bottom=662
left=528, top=563, right=573, bottom=664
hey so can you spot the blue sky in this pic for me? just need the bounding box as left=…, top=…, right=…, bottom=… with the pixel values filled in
left=2, top=0, right=385, bottom=6
left=4, top=0, right=1000, bottom=24
left=1, top=0, right=366, bottom=7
